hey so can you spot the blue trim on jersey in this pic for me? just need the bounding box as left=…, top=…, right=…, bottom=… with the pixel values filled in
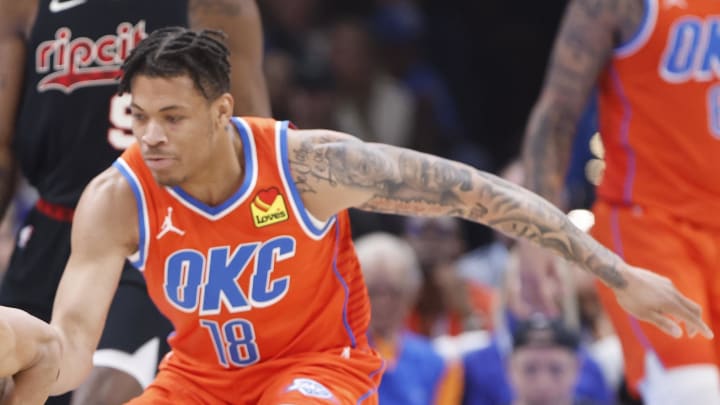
left=331, top=224, right=357, bottom=348
left=368, top=359, right=386, bottom=379
left=356, top=359, right=385, bottom=404
left=609, top=67, right=637, bottom=203
left=113, top=160, right=147, bottom=270
left=169, top=117, right=255, bottom=215
left=357, top=388, right=377, bottom=405
left=610, top=207, right=660, bottom=357
left=278, top=120, right=336, bottom=236
left=615, top=0, right=654, bottom=56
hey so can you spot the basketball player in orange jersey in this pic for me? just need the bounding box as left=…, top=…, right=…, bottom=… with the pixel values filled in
left=0, top=1, right=268, bottom=404
left=0, top=27, right=712, bottom=404
left=522, top=0, right=720, bottom=403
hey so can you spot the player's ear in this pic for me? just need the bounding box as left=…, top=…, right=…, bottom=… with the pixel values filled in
left=212, top=93, right=234, bottom=127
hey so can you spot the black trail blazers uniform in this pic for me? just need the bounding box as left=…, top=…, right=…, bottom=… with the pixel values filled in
left=0, top=0, right=188, bottom=402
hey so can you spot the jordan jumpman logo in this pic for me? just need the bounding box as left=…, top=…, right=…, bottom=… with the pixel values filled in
left=156, top=207, right=185, bottom=239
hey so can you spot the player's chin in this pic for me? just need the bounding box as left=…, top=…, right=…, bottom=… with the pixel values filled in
left=152, top=172, right=183, bottom=187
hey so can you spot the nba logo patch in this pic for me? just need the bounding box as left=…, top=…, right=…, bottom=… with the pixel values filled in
left=286, top=378, right=335, bottom=400
left=251, top=187, right=289, bottom=228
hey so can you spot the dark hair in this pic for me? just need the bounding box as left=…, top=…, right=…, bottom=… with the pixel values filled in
left=513, top=315, right=580, bottom=352
left=118, top=27, right=231, bottom=100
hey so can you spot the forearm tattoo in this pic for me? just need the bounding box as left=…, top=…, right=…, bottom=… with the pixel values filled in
left=470, top=173, right=626, bottom=288
left=523, top=0, right=642, bottom=206
left=291, top=137, right=627, bottom=288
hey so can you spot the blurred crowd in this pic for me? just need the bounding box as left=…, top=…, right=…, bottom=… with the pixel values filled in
left=0, top=0, right=629, bottom=404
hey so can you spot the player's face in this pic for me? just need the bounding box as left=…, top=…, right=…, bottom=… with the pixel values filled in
left=129, top=74, right=220, bottom=186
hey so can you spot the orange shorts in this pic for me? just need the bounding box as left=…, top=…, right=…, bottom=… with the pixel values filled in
left=591, top=200, right=720, bottom=395
left=126, top=348, right=385, bottom=405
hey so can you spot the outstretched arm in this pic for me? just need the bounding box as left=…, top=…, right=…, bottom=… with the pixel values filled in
left=45, top=168, right=138, bottom=396
left=288, top=130, right=711, bottom=339
left=291, top=130, right=623, bottom=286
left=0, top=168, right=134, bottom=402
left=522, top=0, right=643, bottom=205
left=189, top=0, right=270, bottom=117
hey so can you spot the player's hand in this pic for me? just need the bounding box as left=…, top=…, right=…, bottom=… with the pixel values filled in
left=613, top=266, right=713, bottom=339
left=0, top=307, right=61, bottom=405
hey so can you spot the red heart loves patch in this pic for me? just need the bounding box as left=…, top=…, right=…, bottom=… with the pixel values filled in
left=257, top=187, right=280, bottom=206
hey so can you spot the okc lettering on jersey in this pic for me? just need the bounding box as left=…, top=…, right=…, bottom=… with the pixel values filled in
left=661, top=16, right=720, bottom=83
left=35, top=21, right=147, bottom=93
left=164, top=236, right=295, bottom=315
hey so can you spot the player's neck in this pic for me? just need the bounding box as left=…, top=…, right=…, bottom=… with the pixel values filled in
left=178, top=124, right=245, bottom=206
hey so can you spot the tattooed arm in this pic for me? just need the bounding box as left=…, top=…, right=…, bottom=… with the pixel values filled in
left=522, top=0, right=643, bottom=206
left=189, top=0, right=270, bottom=117
left=287, top=129, right=712, bottom=338
left=289, top=129, right=625, bottom=288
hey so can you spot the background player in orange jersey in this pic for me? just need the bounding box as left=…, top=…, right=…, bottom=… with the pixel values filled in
left=0, top=27, right=713, bottom=404
left=0, top=1, right=269, bottom=404
left=522, top=0, right=720, bottom=403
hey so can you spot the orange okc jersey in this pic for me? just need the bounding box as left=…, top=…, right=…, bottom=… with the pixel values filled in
left=597, top=0, right=720, bottom=226
left=114, top=117, right=381, bottom=402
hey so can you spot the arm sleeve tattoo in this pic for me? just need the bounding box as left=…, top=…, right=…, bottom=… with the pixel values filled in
left=290, top=135, right=627, bottom=288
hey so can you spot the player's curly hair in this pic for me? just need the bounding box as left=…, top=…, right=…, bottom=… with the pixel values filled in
left=118, top=27, right=231, bottom=100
